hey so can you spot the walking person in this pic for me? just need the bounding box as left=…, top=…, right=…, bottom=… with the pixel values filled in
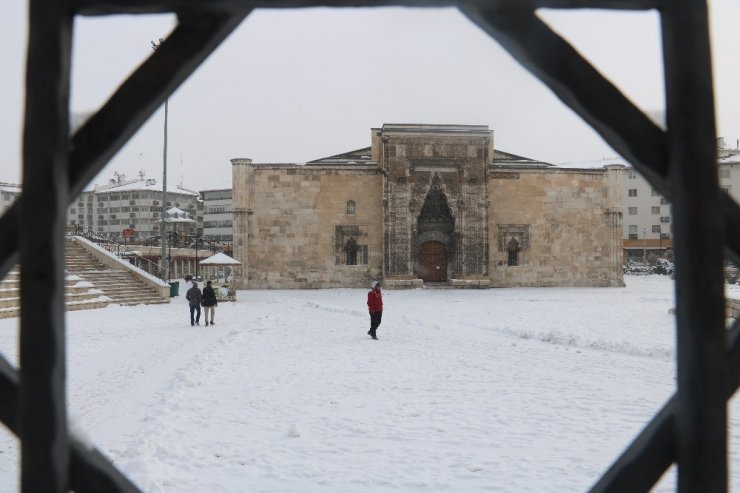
left=367, top=280, right=383, bottom=340
left=202, top=280, right=218, bottom=326
left=186, top=280, right=203, bottom=326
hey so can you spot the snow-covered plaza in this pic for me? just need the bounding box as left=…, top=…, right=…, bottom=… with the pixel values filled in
left=1, top=276, right=739, bottom=492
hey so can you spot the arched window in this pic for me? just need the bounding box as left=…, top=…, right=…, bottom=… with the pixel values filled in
left=507, top=238, right=520, bottom=266
left=346, top=200, right=356, bottom=214
left=345, top=237, right=358, bottom=266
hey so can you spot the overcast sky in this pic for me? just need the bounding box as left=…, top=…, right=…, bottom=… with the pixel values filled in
left=2, top=2, right=739, bottom=191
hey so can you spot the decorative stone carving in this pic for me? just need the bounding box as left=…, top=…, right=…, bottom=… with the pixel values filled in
left=498, top=224, right=530, bottom=251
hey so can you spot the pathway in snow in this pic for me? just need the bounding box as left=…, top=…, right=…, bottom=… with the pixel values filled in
left=0, top=276, right=738, bottom=492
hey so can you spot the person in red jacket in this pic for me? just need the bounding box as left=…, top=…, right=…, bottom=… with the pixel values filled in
left=367, top=280, right=383, bottom=340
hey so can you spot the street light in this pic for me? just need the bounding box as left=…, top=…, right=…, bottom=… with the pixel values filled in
left=643, top=228, right=648, bottom=266
left=152, top=37, right=169, bottom=281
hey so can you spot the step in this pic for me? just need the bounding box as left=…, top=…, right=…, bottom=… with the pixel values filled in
left=116, top=297, right=170, bottom=306
left=0, top=291, right=107, bottom=309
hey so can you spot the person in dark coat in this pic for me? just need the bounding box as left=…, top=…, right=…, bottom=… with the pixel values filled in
left=186, top=280, right=203, bottom=326
left=202, top=280, right=218, bottom=326
left=367, top=280, right=383, bottom=340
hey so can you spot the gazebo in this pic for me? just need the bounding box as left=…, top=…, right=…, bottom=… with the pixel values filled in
left=199, top=252, right=241, bottom=301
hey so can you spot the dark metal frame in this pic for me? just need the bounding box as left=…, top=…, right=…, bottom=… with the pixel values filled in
left=0, top=1, right=734, bottom=491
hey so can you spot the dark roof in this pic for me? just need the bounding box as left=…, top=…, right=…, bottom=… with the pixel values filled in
left=306, top=147, right=374, bottom=166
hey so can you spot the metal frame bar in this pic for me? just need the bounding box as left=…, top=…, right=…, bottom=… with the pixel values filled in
left=0, top=0, right=733, bottom=491
left=19, top=1, right=72, bottom=489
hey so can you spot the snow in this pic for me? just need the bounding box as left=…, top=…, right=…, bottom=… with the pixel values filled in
left=555, top=157, right=627, bottom=169
left=199, top=252, right=241, bottom=265
left=1, top=276, right=739, bottom=492
left=75, top=236, right=169, bottom=287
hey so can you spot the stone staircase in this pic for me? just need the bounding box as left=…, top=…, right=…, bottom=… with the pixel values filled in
left=0, top=268, right=110, bottom=320
left=64, top=239, right=169, bottom=306
left=0, top=240, right=169, bottom=319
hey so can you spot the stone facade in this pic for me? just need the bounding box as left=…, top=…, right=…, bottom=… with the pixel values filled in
left=232, top=124, right=624, bottom=289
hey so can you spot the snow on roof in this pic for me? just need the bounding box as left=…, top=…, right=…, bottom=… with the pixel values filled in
left=200, top=183, right=233, bottom=193
left=93, top=177, right=199, bottom=196
left=199, top=252, right=241, bottom=265
left=0, top=182, right=22, bottom=193
left=555, top=157, right=628, bottom=169
left=719, top=150, right=740, bottom=164
left=165, top=207, right=195, bottom=223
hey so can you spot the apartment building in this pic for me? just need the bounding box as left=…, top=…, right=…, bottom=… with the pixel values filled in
left=0, top=182, right=22, bottom=216
left=622, top=137, right=740, bottom=259
left=200, top=188, right=233, bottom=245
left=66, top=173, right=202, bottom=241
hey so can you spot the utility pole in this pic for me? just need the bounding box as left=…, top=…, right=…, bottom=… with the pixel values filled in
left=151, top=38, right=169, bottom=281
left=643, top=228, right=648, bottom=265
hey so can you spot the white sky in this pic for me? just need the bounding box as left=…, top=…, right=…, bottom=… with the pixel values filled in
left=1, top=2, right=739, bottom=190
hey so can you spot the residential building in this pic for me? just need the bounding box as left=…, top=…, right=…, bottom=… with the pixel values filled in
left=66, top=173, right=202, bottom=241
left=200, top=187, right=233, bottom=245
left=0, top=182, right=22, bottom=215
left=614, top=137, right=739, bottom=260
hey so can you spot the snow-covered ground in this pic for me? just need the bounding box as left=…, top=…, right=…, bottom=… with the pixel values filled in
left=1, top=276, right=739, bottom=492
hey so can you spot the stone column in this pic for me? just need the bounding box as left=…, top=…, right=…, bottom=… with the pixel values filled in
left=604, top=164, right=626, bottom=287
left=231, top=158, right=253, bottom=289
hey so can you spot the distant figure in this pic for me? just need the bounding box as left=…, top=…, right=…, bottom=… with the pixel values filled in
left=186, top=280, right=203, bottom=326
left=367, top=280, right=383, bottom=340
left=202, top=280, right=218, bottom=326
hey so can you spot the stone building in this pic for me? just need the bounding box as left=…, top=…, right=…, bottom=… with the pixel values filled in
left=232, top=124, right=625, bottom=289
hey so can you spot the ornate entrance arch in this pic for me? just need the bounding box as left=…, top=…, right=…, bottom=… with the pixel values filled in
left=415, top=176, right=455, bottom=282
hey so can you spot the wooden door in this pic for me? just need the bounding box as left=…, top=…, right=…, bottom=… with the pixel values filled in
left=419, top=241, right=448, bottom=282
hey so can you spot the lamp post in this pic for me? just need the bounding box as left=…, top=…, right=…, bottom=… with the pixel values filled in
left=643, top=228, right=648, bottom=266
left=151, top=38, right=169, bottom=281
left=195, top=235, right=200, bottom=280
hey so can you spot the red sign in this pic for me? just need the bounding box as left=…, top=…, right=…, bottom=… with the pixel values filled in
left=122, top=228, right=135, bottom=239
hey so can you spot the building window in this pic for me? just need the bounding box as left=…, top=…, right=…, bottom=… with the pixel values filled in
left=651, top=188, right=659, bottom=196
left=628, top=189, right=637, bottom=197
left=628, top=207, right=637, bottom=215
left=345, top=238, right=358, bottom=265
left=720, top=168, right=731, bottom=179
left=627, top=170, right=637, bottom=179
left=661, top=216, right=670, bottom=223
left=651, top=206, right=660, bottom=214
left=335, top=225, right=368, bottom=265
left=660, top=198, right=670, bottom=205
left=70, top=208, right=76, bottom=214
left=629, top=225, right=638, bottom=240
left=506, top=238, right=520, bottom=266
left=652, top=225, right=661, bottom=233
left=346, top=200, right=356, bottom=215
